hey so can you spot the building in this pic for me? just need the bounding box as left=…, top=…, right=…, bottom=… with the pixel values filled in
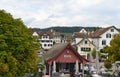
left=32, top=29, right=62, bottom=50
left=73, top=26, right=120, bottom=59
left=43, top=43, right=89, bottom=77
left=76, top=38, right=95, bottom=59
left=91, top=26, right=119, bottom=50
left=32, top=29, right=73, bottom=50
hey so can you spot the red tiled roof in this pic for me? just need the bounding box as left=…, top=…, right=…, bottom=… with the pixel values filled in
left=73, top=26, right=118, bottom=38
left=92, top=26, right=113, bottom=38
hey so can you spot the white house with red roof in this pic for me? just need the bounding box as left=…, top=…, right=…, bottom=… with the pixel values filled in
left=73, top=26, right=120, bottom=59
left=32, top=29, right=63, bottom=50
left=91, top=26, right=119, bottom=50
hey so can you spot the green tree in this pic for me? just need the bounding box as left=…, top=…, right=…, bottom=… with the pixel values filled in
left=92, top=49, right=101, bottom=59
left=0, top=10, right=40, bottom=77
left=103, top=34, right=120, bottom=62
left=104, top=60, right=112, bottom=70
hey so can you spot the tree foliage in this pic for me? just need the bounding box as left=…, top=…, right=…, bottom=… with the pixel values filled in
left=104, top=60, right=112, bottom=70
left=0, top=10, right=40, bottom=77
left=92, top=49, right=101, bottom=59
left=103, top=34, right=120, bottom=62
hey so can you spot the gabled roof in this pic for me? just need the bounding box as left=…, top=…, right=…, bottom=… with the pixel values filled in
left=73, top=26, right=119, bottom=38
left=92, top=26, right=120, bottom=37
left=43, top=43, right=89, bottom=64
left=79, top=28, right=87, bottom=33
left=43, top=43, right=68, bottom=61
left=76, top=38, right=96, bottom=47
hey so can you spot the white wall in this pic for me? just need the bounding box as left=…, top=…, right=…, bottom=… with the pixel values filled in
left=98, top=27, right=119, bottom=50
left=77, top=38, right=95, bottom=59
left=75, top=38, right=82, bottom=44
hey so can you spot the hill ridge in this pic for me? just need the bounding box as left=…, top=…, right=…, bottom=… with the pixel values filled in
left=31, top=26, right=101, bottom=34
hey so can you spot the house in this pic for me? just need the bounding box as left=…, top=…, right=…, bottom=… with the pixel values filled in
left=73, top=26, right=120, bottom=59
left=76, top=38, right=95, bottom=59
left=32, top=29, right=62, bottom=50
left=91, top=26, right=119, bottom=50
left=37, top=30, right=54, bottom=50
left=43, top=43, right=89, bottom=77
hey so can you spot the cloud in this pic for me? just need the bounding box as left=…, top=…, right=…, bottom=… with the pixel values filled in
left=0, top=0, right=120, bottom=28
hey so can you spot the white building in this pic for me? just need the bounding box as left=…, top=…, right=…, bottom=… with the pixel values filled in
left=39, top=34, right=53, bottom=50
left=73, top=26, right=120, bottom=58
left=32, top=29, right=62, bottom=50
left=76, top=38, right=95, bottom=59
left=91, top=26, right=119, bottom=50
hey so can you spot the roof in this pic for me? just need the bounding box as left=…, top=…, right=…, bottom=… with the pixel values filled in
left=34, top=29, right=61, bottom=39
left=73, top=32, right=89, bottom=38
left=92, top=26, right=113, bottom=37
left=43, top=43, right=89, bottom=64
left=76, top=38, right=96, bottom=47
left=43, top=43, right=68, bottom=61
left=73, top=26, right=119, bottom=38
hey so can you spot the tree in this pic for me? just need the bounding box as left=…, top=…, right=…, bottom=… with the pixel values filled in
left=104, top=60, right=112, bottom=70
left=0, top=10, right=40, bottom=77
left=103, top=34, right=120, bottom=62
left=92, top=49, right=101, bottom=59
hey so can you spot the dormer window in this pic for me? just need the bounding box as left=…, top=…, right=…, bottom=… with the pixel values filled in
left=106, top=33, right=111, bottom=38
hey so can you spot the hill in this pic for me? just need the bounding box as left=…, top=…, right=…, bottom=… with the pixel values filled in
left=32, top=26, right=101, bottom=34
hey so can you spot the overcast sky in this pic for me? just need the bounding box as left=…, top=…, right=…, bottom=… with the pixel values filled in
left=0, top=0, right=120, bottom=28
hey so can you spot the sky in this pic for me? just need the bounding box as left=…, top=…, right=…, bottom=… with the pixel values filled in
left=0, top=0, right=120, bottom=29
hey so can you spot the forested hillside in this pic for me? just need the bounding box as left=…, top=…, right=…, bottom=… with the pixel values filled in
left=32, top=26, right=101, bottom=34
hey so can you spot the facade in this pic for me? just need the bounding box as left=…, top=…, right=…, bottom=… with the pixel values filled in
left=39, top=33, right=53, bottom=50
left=43, top=43, right=89, bottom=77
left=92, top=26, right=119, bottom=50
left=76, top=38, right=95, bottom=59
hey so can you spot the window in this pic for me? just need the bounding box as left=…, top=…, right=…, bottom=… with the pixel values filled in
left=85, top=40, right=87, bottom=44
left=106, top=33, right=111, bottom=38
left=41, top=40, right=45, bottom=42
left=48, top=44, right=52, bottom=46
left=111, top=29, right=114, bottom=32
left=44, top=44, right=47, bottom=47
left=102, top=40, right=106, bottom=45
left=46, top=40, right=50, bottom=42
left=81, top=47, right=91, bottom=51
